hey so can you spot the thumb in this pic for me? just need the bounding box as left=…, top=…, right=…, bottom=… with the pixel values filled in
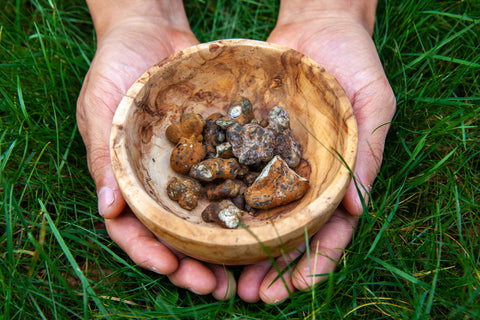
left=342, top=78, right=396, bottom=216
left=77, top=74, right=126, bottom=219
left=92, top=148, right=126, bottom=219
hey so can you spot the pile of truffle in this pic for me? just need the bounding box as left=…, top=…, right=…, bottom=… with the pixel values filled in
left=166, top=97, right=309, bottom=229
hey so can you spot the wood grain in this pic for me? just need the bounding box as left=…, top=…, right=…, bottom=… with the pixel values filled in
left=110, top=39, right=358, bottom=265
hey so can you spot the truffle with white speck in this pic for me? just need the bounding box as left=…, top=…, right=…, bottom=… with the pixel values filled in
left=202, top=199, right=246, bottom=229
left=244, top=156, right=309, bottom=209
left=166, top=176, right=202, bottom=210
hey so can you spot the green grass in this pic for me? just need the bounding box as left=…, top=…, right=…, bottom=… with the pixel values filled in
left=1, top=0, right=479, bottom=318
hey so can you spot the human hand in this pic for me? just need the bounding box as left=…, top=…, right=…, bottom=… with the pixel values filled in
left=237, top=1, right=396, bottom=303
left=77, top=0, right=236, bottom=299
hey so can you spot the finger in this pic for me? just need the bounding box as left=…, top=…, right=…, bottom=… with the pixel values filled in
left=259, top=245, right=306, bottom=304
left=291, top=207, right=358, bottom=290
left=208, top=264, right=237, bottom=300
left=167, top=257, right=217, bottom=295
left=77, top=74, right=127, bottom=219
left=104, top=209, right=178, bottom=274
left=342, top=76, right=396, bottom=216
left=153, top=239, right=220, bottom=297
left=238, top=260, right=272, bottom=303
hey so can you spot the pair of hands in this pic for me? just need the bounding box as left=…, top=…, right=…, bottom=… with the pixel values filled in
left=77, top=4, right=395, bottom=304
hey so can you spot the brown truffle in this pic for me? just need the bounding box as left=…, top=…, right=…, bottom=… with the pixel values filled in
left=215, top=96, right=254, bottom=130
left=267, top=106, right=302, bottom=168
left=275, top=130, right=302, bottom=168
left=242, top=171, right=259, bottom=186
left=267, top=106, right=291, bottom=133
left=189, top=158, right=241, bottom=182
left=226, top=96, right=254, bottom=125
left=166, top=176, right=202, bottom=210
left=227, top=122, right=276, bottom=166
left=215, top=142, right=234, bottom=158
left=202, top=199, right=245, bottom=229
left=203, top=112, right=225, bottom=158
left=205, top=179, right=246, bottom=200
left=244, top=156, right=309, bottom=209
left=237, top=164, right=250, bottom=178
left=170, top=137, right=207, bottom=174
left=166, top=113, right=205, bottom=144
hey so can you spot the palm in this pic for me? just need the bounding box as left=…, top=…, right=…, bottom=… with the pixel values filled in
left=76, top=20, right=237, bottom=297
left=77, top=11, right=396, bottom=304
left=79, top=20, right=198, bottom=127
left=269, top=19, right=384, bottom=98
left=236, top=17, right=396, bottom=303
left=268, top=18, right=395, bottom=215
left=77, top=19, right=199, bottom=216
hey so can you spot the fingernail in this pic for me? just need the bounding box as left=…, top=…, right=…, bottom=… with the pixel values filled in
left=187, top=287, right=202, bottom=295
left=98, top=187, right=115, bottom=217
left=147, top=266, right=159, bottom=273
left=357, top=185, right=371, bottom=213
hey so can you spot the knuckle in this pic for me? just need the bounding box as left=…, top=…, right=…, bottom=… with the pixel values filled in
left=86, top=145, right=112, bottom=184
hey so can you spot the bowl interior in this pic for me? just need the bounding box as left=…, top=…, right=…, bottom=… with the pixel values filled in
left=111, top=39, right=357, bottom=264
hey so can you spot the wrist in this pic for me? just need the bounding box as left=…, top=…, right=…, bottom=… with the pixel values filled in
left=277, top=0, right=377, bottom=35
left=86, top=0, right=189, bottom=42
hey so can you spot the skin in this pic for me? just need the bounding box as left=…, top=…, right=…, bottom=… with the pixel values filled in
left=77, top=0, right=396, bottom=304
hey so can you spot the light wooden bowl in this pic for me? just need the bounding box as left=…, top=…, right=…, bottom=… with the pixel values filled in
left=110, top=39, right=357, bottom=265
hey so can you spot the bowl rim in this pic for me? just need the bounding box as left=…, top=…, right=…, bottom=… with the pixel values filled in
left=110, top=38, right=358, bottom=263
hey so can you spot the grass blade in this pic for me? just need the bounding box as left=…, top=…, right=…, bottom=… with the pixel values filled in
left=369, top=256, right=428, bottom=288
left=39, top=200, right=111, bottom=319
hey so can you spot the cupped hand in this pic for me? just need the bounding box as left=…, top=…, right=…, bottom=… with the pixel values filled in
left=77, top=3, right=396, bottom=304
left=237, top=11, right=396, bottom=303
left=76, top=15, right=236, bottom=299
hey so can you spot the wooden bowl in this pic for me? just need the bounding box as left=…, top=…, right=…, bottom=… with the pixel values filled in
left=110, top=39, right=357, bottom=265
